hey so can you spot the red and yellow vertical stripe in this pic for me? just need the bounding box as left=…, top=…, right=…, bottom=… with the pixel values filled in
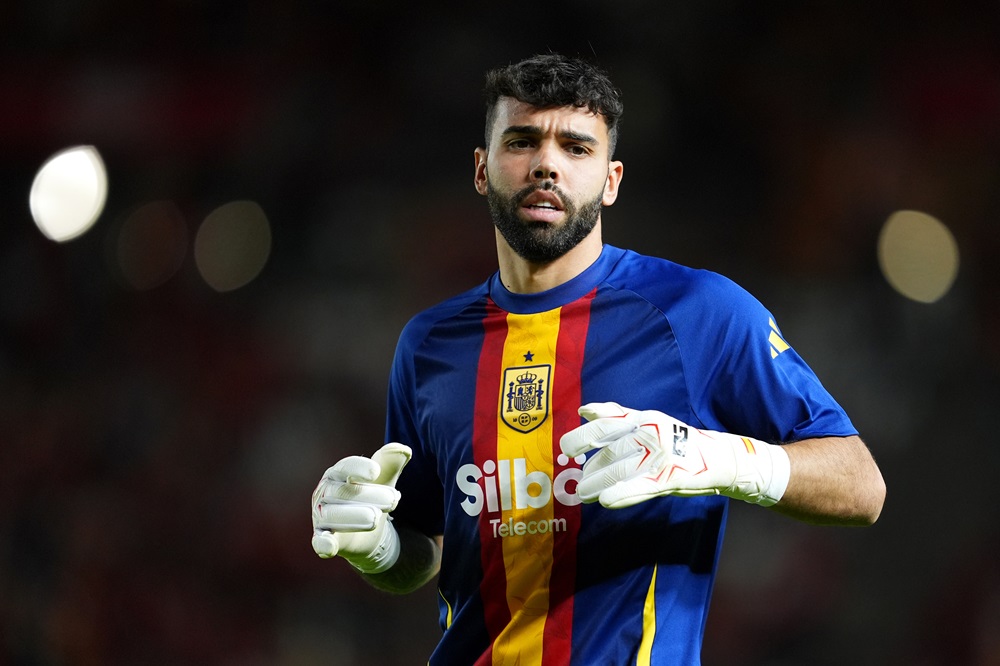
left=472, top=292, right=594, bottom=666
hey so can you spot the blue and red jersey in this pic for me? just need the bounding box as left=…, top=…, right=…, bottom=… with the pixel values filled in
left=386, top=245, right=856, bottom=665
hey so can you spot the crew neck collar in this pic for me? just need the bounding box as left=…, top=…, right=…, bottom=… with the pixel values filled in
left=488, top=245, right=624, bottom=314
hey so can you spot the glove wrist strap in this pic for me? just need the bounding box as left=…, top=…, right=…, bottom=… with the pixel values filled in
left=344, top=520, right=401, bottom=575
left=754, top=440, right=790, bottom=506
left=726, top=436, right=791, bottom=507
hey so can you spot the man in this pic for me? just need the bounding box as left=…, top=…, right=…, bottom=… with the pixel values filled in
left=311, top=53, right=886, bottom=665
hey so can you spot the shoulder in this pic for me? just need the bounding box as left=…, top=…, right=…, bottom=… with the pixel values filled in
left=396, top=280, right=491, bottom=352
left=605, top=248, right=760, bottom=316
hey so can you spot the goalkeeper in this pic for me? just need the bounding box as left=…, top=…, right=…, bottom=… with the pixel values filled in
left=311, top=53, right=885, bottom=665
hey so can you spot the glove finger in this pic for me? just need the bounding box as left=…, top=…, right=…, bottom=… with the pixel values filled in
left=311, top=531, right=340, bottom=558
left=316, top=480, right=401, bottom=511
left=578, top=401, right=634, bottom=421
left=314, top=503, right=380, bottom=532
left=371, top=443, right=412, bottom=488
left=579, top=426, right=653, bottom=473
left=578, top=437, right=639, bottom=478
left=577, top=451, right=646, bottom=502
left=327, top=456, right=380, bottom=484
left=598, top=478, right=670, bottom=509
left=560, top=419, right=637, bottom=458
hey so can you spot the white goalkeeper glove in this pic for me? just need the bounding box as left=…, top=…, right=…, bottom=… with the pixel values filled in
left=559, top=402, right=790, bottom=510
left=311, top=442, right=412, bottom=574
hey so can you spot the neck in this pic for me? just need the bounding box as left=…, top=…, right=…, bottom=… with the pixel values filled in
left=495, top=224, right=603, bottom=295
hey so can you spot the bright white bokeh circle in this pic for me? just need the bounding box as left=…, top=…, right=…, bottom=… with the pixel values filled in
left=30, top=145, right=109, bottom=242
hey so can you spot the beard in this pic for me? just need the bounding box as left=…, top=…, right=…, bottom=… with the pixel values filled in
left=486, top=181, right=603, bottom=264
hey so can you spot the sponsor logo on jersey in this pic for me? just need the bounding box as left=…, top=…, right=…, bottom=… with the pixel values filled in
left=455, top=454, right=586, bottom=538
left=501, top=364, right=551, bottom=433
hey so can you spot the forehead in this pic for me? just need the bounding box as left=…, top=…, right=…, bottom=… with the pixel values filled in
left=489, top=97, right=609, bottom=144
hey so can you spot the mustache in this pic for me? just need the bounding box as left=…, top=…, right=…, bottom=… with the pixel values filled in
left=513, top=181, right=568, bottom=207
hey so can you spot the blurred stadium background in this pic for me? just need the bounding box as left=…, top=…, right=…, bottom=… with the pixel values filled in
left=2, top=2, right=999, bottom=664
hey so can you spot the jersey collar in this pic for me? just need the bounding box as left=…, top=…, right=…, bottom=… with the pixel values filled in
left=488, top=245, right=625, bottom=314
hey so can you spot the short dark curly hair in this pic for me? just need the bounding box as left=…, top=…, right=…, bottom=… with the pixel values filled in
left=483, top=53, right=623, bottom=158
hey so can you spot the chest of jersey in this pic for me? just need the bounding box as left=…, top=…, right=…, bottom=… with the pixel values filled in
left=415, top=289, right=690, bottom=478
left=411, top=289, right=714, bottom=664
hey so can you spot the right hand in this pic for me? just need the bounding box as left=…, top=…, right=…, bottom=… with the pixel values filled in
left=311, top=442, right=412, bottom=574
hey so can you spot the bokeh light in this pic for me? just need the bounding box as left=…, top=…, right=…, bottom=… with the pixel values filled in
left=877, top=210, right=960, bottom=304
left=29, top=145, right=109, bottom=242
left=194, top=200, right=271, bottom=292
left=115, top=201, right=188, bottom=291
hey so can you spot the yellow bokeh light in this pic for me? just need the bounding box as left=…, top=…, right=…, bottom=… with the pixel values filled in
left=194, top=200, right=272, bottom=292
left=877, top=210, right=959, bottom=304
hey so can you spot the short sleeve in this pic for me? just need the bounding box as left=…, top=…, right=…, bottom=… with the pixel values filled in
left=675, top=273, right=857, bottom=443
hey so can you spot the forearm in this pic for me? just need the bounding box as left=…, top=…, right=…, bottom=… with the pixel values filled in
left=771, top=435, right=885, bottom=526
left=361, top=528, right=442, bottom=594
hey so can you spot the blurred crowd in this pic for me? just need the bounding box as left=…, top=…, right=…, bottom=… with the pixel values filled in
left=1, top=2, right=999, bottom=664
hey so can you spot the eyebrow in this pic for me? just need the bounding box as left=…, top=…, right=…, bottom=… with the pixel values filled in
left=501, top=125, right=599, bottom=145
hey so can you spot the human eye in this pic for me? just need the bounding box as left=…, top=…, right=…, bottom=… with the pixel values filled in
left=566, top=143, right=591, bottom=157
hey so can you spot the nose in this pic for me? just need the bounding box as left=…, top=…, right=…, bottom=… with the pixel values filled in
left=530, top=144, right=559, bottom=182
left=532, top=164, right=557, bottom=181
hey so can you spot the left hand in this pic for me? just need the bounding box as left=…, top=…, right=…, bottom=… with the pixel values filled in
left=559, top=402, right=790, bottom=509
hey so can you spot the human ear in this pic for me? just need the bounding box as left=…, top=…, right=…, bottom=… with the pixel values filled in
left=473, top=147, right=489, bottom=196
left=602, top=160, right=624, bottom=206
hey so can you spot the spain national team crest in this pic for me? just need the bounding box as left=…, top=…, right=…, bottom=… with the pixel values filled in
left=501, top=364, right=551, bottom=433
